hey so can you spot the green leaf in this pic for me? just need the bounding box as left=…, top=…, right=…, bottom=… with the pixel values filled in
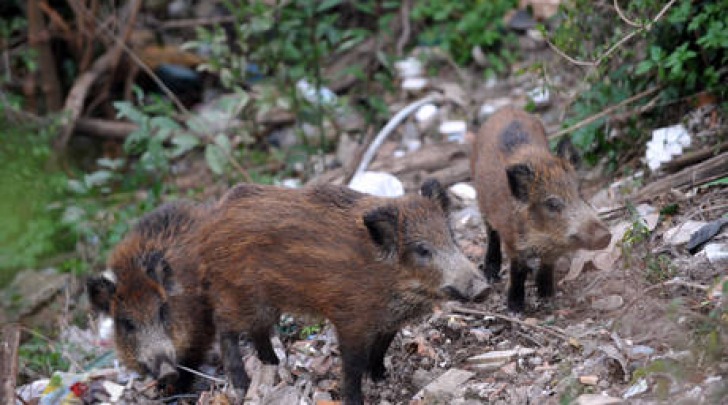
left=113, top=101, right=145, bottom=124
left=67, top=179, right=87, bottom=194
left=317, top=0, right=342, bottom=13
left=213, top=133, right=232, bottom=154
left=96, top=158, right=125, bottom=170
left=205, top=144, right=227, bottom=175
left=702, top=177, right=728, bottom=188
left=635, top=60, right=654, bottom=75
left=84, top=170, right=113, bottom=188
left=170, top=133, right=200, bottom=157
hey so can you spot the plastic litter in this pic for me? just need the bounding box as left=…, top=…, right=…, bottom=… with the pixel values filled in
left=348, top=171, right=404, bottom=198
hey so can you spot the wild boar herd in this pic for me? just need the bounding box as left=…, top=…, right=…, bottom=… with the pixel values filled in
left=87, top=107, right=611, bottom=404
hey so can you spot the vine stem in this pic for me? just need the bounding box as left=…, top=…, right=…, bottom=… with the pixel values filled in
left=548, top=85, right=662, bottom=140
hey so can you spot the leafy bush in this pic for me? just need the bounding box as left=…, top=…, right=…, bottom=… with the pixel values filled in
left=0, top=119, right=69, bottom=286
left=550, top=0, right=727, bottom=162
left=411, top=0, right=518, bottom=74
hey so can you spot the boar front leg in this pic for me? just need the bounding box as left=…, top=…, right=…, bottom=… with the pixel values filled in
left=219, top=331, right=250, bottom=399
left=482, top=224, right=502, bottom=282
left=507, top=259, right=528, bottom=313
left=535, top=262, right=554, bottom=299
left=338, top=333, right=369, bottom=405
left=368, top=331, right=397, bottom=381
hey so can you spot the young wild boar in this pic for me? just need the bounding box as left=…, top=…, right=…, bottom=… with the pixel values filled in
left=86, top=200, right=213, bottom=391
left=471, top=107, right=611, bottom=313
left=196, top=179, right=487, bottom=405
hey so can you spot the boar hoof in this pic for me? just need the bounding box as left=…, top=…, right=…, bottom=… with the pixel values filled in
left=469, top=278, right=491, bottom=302
left=370, top=365, right=387, bottom=382
left=480, top=263, right=502, bottom=283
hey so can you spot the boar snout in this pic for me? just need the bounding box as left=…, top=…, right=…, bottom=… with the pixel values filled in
left=570, top=218, right=611, bottom=251
left=440, top=253, right=490, bottom=302
left=155, top=358, right=179, bottom=387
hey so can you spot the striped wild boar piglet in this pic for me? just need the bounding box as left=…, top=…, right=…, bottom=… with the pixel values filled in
left=86, top=201, right=214, bottom=392
left=471, top=107, right=611, bottom=313
left=197, top=179, right=488, bottom=405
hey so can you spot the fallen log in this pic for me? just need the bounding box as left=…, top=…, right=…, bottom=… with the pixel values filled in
left=636, top=151, right=728, bottom=201
left=661, top=142, right=728, bottom=173
left=0, top=323, right=21, bottom=405
left=75, top=117, right=139, bottom=139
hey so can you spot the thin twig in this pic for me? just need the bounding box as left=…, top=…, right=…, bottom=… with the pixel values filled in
left=159, top=15, right=236, bottom=30
left=396, top=0, right=412, bottom=57
left=547, top=0, right=679, bottom=68
left=448, top=305, right=572, bottom=341
left=175, top=364, right=227, bottom=384
left=613, top=0, right=641, bottom=28
left=616, top=278, right=708, bottom=321
left=549, top=86, right=662, bottom=140
left=68, top=0, right=190, bottom=116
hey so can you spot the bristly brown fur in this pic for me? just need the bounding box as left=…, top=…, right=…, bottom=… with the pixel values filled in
left=471, top=107, right=611, bottom=312
left=88, top=200, right=214, bottom=391
left=194, top=181, right=480, bottom=405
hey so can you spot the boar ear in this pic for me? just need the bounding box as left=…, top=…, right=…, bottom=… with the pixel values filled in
left=555, top=137, right=581, bottom=169
left=420, top=178, right=450, bottom=213
left=506, top=163, right=534, bottom=203
left=143, top=251, right=175, bottom=292
left=87, top=274, right=116, bottom=314
left=363, top=205, right=399, bottom=259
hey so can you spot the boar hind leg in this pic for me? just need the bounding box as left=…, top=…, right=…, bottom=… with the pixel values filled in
left=368, top=331, right=397, bottom=381
left=251, top=325, right=278, bottom=365
left=507, top=259, right=528, bottom=313
left=220, top=332, right=250, bottom=395
left=482, top=224, right=502, bottom=282
left=536, top=263, right=554, bottom=299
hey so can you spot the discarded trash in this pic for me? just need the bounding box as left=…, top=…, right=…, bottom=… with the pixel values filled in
left=402, top=77, right=428, bottom=92
left=645, top=124, right=691, bottom=171
left=394, top=57, right=424, bottom=78
left=296, top=79, right=338, bottom=107
left=415, top=103, right=439, bottom=127
left=687, top=217, right=728, bottom=254
left=527, top=86, right=550, bottom=108
left=478, top=98, right=512, bottom=121
left=623, top=378, right=649, bottom=398
left=439, top=121, right=468, bottom=143
left=704, top=243, right=728, bottom=268
left=348, top=171, right=404, bottom=197
left=449, top=183, right=477, bottom=201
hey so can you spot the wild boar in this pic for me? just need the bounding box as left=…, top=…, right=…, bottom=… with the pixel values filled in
left=471, top=107, right=611, bottom=313
left=86, top=200, right=214, bottom=391
left=195, top=179, right=487, bottom=405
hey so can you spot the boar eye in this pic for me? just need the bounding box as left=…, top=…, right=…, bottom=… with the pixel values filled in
left=414, top=243, right=433, bottom=259
left=544, top=197, right=565, bottom=213
left=118, top=318, right=136, bottom=332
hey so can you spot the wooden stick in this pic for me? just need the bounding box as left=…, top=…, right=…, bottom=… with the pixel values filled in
left=548, top=86, right=662, bottom=140
left=448, top=305, right=571, bottom=341
left=660, top=142, right=728, bottom=173
left=636, top=152, right=728, bottom=201
left=75, top=117, right=138, bottom=139
left=0, top=323, right=21, bottom=405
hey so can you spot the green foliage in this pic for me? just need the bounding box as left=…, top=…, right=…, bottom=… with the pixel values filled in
left=18, top=331, right=70, bottom=382
left=551, top=0, right=728, bottom=162
left=0, top=119, right=69, bottom=286
left=185, top=0, right=401, bottom=175
left=411, top=0, right=518, bottom=75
